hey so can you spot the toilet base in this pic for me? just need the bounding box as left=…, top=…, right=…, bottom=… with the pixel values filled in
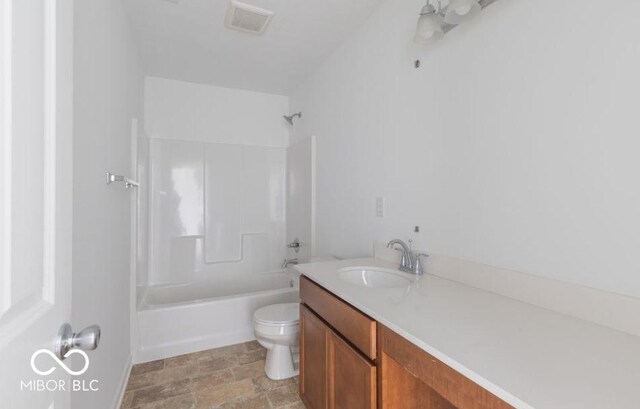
left=264, top=344, right=299, bottom=380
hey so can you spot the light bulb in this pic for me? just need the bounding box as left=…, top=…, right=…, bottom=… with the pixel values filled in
left=444, top=0, right=481, bottom=24
left=413, top=11, right=444, bottom=44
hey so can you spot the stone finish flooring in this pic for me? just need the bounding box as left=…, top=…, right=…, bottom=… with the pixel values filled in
left=120, top=341, right=305, bottom=409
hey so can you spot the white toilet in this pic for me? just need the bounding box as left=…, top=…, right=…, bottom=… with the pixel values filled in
left=253, top=303, right=300, bottom=380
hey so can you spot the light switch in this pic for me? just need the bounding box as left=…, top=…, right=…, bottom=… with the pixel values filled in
left=376, top=197, right=385, bottom=217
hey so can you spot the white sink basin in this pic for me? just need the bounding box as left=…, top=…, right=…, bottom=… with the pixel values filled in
left=338, top=267, right=411, bottom=288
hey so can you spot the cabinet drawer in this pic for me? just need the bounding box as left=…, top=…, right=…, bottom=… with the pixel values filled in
left=378, top=324, right=513, bottom=409
left=300, top=275, right=376, bottom=360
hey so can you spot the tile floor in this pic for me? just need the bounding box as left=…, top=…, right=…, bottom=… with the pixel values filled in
left=120, top=341, right=305, bottom=409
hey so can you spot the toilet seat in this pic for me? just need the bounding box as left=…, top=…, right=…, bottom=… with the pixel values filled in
left=253, top=303, right=299, bottom=326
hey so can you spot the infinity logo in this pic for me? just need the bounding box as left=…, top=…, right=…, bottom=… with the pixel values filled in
left=30, top=349, right=90, bottom=376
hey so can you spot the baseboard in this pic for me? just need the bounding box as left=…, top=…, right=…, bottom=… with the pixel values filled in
left=111, top=354, right=132, bottom=409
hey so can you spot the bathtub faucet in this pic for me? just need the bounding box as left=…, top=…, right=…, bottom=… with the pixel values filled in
left=282, top=258, right=299, bottom=268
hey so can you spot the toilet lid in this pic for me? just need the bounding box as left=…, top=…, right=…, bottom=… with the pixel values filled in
left=253, top=303, right=299, bottom=325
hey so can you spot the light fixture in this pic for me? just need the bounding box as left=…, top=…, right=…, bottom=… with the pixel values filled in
left=413, top=3, right=444, bottom=44
left=444, top=0, right=481, bottom=24
left=413, top=0, right=483, bottom=45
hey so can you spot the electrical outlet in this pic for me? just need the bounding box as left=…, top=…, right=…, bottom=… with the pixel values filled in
left=376, top=197, right=385, bottom=217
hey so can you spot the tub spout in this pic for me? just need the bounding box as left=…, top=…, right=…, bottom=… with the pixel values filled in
left=282, top=258, right=299, bottom=268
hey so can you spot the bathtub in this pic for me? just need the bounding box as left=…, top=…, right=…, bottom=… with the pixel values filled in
left=143, top=272, right=296, bottom=307
left=135, top=271, right=299, bottom=363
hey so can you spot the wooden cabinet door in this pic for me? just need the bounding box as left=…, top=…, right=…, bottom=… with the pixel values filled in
left=327, top=329, right=376, bottom=409
left=300, top=304, right=328, bottom=409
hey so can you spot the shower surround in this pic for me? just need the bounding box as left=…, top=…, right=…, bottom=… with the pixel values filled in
left=134, top=77, right=297, bottom=362
left=146, top=138, right=287, bottom=286
left=135, top=137, right=296, bottom=362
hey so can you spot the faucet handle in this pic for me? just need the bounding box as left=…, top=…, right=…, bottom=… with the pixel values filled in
left=413, top=253, right=429, bottom=275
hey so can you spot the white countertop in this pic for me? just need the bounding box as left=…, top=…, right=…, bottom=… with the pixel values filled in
left=296, top=258, right=640, bottom=409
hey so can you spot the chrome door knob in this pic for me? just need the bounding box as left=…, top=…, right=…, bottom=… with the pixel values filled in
left=55, top=323, right=101, bottom=360
left=73, top=325, right=101, bottom=351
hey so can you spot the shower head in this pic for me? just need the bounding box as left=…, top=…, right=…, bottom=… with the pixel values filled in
left=283, top=112, right=302, bottom=125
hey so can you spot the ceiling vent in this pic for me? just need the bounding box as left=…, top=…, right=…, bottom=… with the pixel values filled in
left=225, top=1, right=273, bottom=35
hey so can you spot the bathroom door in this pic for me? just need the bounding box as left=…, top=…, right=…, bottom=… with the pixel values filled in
left=0, top=0, right=74, bottom=408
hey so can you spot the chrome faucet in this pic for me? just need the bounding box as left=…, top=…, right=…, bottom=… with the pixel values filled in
left=386, top=239, right=427, bottom=275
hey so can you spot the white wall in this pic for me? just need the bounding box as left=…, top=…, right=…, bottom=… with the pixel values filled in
left=290, top=0, right=640, bottom=298
left=73, top=0, right=143, bottom=407
left=144, top=76, right=289, bottom=147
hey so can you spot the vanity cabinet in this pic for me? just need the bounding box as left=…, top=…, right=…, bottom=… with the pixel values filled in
left=378, top=324, right=512, bottom=409
left=300, top=275, right=376, bottom=359
left=300, top=275, right=511, bottom=409
left=300, top=277, right=376, bottom=409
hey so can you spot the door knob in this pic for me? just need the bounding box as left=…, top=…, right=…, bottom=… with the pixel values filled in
left=55, top=323, right=101, bottom=360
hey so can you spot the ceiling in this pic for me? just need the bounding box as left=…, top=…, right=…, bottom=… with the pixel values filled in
left=124, top=0, right=387, bottom=96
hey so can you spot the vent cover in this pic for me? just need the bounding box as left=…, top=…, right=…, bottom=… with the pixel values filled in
left=225, top=1, right=273, bottom=35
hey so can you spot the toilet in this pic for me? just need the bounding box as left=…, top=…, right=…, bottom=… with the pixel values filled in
left=253, top=303, right=300, bottom=380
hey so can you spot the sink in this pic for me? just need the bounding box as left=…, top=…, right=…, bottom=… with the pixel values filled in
left=338, top=267, right=411, bottom=288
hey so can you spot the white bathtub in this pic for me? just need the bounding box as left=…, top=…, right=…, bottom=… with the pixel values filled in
left=143, top=272, right=296, bottom=308
left=135, top=271, right=299, bottom=363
